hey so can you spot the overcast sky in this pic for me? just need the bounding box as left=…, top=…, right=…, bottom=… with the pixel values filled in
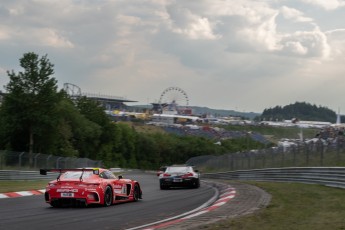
left=1, top=0, right=345, bottom=114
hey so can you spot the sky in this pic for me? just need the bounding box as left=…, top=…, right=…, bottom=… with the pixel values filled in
left=1, top=0, right=345, bottom=114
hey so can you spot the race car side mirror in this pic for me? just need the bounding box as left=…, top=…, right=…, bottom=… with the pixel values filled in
left=118, top=175, right=123, bottom=179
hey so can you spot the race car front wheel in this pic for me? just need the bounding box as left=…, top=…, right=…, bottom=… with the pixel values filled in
left=133, top=184, right=140, bottom=201
left=104, top=186, right=113, bottom=207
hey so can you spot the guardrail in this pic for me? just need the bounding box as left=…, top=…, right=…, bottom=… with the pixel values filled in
left=0, top=168, right=127, bottom=180
left=3, top=167, right=345, bottom=190
left=202, top=167, right=345, bottom=189
left=0, top=170, right=58, bottom=180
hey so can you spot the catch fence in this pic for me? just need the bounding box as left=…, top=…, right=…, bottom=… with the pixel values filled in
left=0, top=150, right=102, bottom=170
left=187, top=140, right=345, bottom=171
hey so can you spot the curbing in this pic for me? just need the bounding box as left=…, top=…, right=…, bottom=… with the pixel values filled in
left=0, top=189, right=45, bottom=199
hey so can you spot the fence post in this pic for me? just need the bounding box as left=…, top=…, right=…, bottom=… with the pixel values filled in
left=305, top=143, right=310, bottom=166
left=46, top=155, right=52, bottom=168
left=262, top=152, right=266, bottom=169
left=247, top=153, right=250, bottom=169
left=64, top=157, right=70, bottom=168
left=56, top=157, right=62, bottom=169
left=34, top=153, right=40, bottom=169
left=19, top=152, right=25, bottom=169
left=0, top=150, right=3, bottom=170
left=230, top=154, right=234, bottom=171
left=293, top=145, right=296, bottom=166
left=271, top=148, right=275, bottom=167
left=320, top=142, right=324, bottom=166
left=281, top=151, right=285, bottom=167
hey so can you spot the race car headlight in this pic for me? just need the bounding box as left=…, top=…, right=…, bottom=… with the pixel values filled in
left=48, top=183, right=57, bottom=187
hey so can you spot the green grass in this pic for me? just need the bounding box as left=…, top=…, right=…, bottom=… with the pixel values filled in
left=0, top=180, right=49, bottom=193
left=201, top=181, right=345, bottom=230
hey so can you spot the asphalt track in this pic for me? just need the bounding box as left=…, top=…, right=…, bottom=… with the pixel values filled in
left=0, top=172, right=216, bottom=230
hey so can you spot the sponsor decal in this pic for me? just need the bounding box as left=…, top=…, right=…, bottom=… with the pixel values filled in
left=113, top=184, right=122, bottom=189
left=114, top=189, right=122, bottom=194
left=57, top=189, right=78, bottom=193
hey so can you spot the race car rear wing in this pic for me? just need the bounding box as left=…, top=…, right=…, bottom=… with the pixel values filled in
left=40, top=168, right=100, bottom=181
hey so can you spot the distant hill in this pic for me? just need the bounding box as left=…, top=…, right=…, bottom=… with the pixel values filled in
left=129, top=105, right=260, bottom=120
left=256, top=102, right=338, bottom=123
left=189, top=106, right=259, bottom=120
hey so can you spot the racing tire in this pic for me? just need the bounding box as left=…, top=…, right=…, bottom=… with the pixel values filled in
left=50, top=201, right=61, bottom=208
left=160, top=184, right=169, bottom=190
left=133, top=184, right=140, bottom=201
left=103, top=186, right=113, bottom=207
left=191, top=179, right=200, bottom=189
left=195, top=179, right=200, bottom=188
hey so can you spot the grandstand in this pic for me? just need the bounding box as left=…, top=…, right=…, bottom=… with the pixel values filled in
left=63, top=83, right=139, bottom=111
left=81, top=92, right=138, bottom=111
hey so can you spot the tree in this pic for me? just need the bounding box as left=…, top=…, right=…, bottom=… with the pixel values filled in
left=2, top=52, right=62, bottom=165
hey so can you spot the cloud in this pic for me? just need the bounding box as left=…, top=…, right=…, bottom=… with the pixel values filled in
left=0, top=0, right=345, bottom=113
left=279, top=27, right=331, bottom=58
left=301, top=0, right=345, bottom=10
left=280, top=6, right=313, bottom=22
left=166, top=4, right=220, bottom=40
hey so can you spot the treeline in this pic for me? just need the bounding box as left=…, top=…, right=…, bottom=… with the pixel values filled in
left=256, top=102, right=339, bottom=123
left=0, top=52, right=266, bottom=169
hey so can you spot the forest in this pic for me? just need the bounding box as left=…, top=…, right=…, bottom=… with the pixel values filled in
left=0, top=52, right=266, bottom=169
left=256, top=102, right=341, bottom=123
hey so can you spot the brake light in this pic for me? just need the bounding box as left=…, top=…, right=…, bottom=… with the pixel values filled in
left=182, top=173, right=193, bottom=178
left=163, top=173, right=171, bottom=177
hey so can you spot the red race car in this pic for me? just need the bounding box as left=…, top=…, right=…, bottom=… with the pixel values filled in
left=40, top=168, right=142, bottom=207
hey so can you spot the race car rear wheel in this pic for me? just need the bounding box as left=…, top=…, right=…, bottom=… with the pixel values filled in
left=193, top=179, right=200, bottom=188
left=104, top=186, right=113, bottom=207
left=133, top=184, right=140, bottom=201
left=50, top=201, right=61, bottom=208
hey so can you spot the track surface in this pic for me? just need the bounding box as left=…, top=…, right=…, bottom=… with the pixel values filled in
left=0, top=172, right=215, bottom=230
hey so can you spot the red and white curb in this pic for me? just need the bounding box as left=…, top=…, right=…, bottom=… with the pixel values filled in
left=127, top=182, right=236, bottom=230
left=0, top=189, right=45, bottom=199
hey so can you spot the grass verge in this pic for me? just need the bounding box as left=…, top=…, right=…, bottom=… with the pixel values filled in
left=201, top=182, right=345, bottom=230
left=0, top=180, right=49, bottom=193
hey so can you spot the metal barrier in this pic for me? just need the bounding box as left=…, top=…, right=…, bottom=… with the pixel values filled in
left=0, top=150, right=102, bottom=170
left=0, top=170, right=58, bottom=180
left=202, top=167, right=345, bottom=189
left=0, top=168, right=127, bottom=180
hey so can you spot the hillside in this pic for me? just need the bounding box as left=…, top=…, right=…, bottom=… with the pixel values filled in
left=257, top=102, right=338, bottom=122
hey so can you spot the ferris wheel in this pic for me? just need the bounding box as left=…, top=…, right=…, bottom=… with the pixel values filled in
left=159, top=87, right=189, bottom=113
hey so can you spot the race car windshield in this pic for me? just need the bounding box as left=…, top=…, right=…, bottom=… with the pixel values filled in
left=166, top=167, right=192, bottom=173
left=62, top=171, right=93, bottom=179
